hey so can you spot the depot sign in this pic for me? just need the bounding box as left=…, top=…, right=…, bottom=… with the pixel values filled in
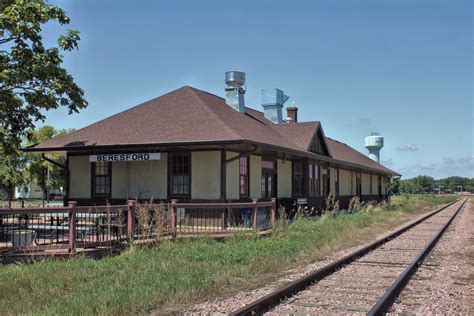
left=89, top=153, right=161, bottom=162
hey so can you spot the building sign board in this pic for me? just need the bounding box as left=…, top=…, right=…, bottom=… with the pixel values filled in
left=89, top=153, right=161, bottom=162
left=297, top=198, right=307, bottom=205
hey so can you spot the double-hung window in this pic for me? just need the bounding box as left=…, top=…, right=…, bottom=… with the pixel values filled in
left=170, top=153, right=191, bottom=197
left=239, top=156, right=249, bottom=197
left=92, top=161, right=111, bottom=196
left=309, top=162, right=319, bottom=196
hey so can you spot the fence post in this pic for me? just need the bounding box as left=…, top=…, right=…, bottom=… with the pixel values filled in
left=271, top=198, right=276, bottom=230
left=68, top=201, right=77, bottom=253
left=171, top=199, right=177, bottom=238
left=127, top=200, right=136, bottom=241
left=252, top=199, right=258, bottom=230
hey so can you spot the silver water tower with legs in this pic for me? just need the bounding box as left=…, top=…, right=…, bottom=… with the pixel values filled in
left=365, top=132, right=384, bottom=163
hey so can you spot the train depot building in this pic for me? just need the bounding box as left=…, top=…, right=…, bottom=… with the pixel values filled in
left=26, top=72, right=399, bottom=210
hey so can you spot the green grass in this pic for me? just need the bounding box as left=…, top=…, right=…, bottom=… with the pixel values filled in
left=0, top=195, right=457, bottom=314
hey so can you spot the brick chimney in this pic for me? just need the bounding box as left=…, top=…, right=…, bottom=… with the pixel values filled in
left=286, top=103, right=298, bottom=123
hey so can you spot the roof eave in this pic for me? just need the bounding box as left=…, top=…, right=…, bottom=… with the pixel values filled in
left=22, top=139, right=246, bottom=153
left=24, top=139, right=400, bottom=176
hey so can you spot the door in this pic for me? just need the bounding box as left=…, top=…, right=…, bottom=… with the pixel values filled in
left=261, top=172, right=275, bottom=200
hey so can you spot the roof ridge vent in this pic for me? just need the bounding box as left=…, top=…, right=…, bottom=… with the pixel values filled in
left=261, top=88, right=289, bottom=124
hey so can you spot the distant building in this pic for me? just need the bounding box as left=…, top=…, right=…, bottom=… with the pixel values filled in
left=25, top=71, right=400, bottom=210
left=15, top=180, right=63, bottom=199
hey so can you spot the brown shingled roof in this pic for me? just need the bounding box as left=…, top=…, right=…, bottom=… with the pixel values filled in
left=326, top=137, right=400, bottom=176
left=33, top=86, right=301, bottom=152
left=29, top=86, right=399, bottom=176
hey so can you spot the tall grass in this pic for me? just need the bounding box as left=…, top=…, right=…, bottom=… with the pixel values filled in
left=0, top=195, right=456, bottom=314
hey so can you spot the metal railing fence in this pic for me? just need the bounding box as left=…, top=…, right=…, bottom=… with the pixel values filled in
left=0, top=198, right=276, bottom=253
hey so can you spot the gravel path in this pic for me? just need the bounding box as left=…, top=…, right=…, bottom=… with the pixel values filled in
left=187, top=200, right=462, bottom=315
left=390, top=197, right=473, bottom=315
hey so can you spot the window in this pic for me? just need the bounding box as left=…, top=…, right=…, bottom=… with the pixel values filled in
left=293, top=160, right=305, bottom=196
left=309, top=163, right=320, bottom=196
left=335, top=169, right=339, bottom=195
left=262, top=160, right=275, bottom=169
left=92, top=162, right=111, bottom=196
left=239, top=156, right=249, bottom=197
left=170, top=153, right=191, bottom=196
left=262, top=159, right=276, bottom=199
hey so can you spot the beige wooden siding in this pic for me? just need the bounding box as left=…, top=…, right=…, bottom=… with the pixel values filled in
left=69, top=155, right=91, bottom=198
left=111, top=155, right=168, bottom=200
left=111, top=162, right=127, bottom=198
left=191, top=151, right=221, bottom=199
left=277, top=159, right=291, bottom=198
left=249, top=155, right=261, bottom=199
left=361, top=173, right=371, bottom=195
left=372, top=174, right=378, bottom=194
left=339, top=169, right=352, bottom=195
left=225, top=151, right=239, bottom=200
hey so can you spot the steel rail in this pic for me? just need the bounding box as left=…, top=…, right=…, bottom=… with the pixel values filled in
left=367, top=197, right=467, bottom=316
left=229, top=198, right=462, bottom=316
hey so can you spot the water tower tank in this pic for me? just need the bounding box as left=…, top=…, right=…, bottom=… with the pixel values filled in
left=364, top=133, right=384, bottom=163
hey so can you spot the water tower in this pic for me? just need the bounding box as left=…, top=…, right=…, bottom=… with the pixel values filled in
left=364, top=132, right=384, bottom=163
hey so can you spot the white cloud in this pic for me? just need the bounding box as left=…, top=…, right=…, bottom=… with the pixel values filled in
left=381, top=158, right=396, bottom=167
left=398, top=156, right=474, bottom=179
left=395, top=144, right=418, bottom=152
left=346, top=117, right=374, bottom=128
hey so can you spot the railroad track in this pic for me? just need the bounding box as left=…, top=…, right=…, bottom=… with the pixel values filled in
left=230, top=198, right=467, bottom=316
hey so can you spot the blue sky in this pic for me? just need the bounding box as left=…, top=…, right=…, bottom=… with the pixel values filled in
left=42, top=0, right=473, bottom=179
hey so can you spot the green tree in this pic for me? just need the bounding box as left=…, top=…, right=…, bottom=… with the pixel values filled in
left=399, top=179, right=424, bottom=194
left=0, top=0, right=87, bottom=156
left=24, top=125, right=74, bottom=197
left=0, top=143, right=25, bottom=199
left=411, top=175, right=435, bottom=193
left=435, top=176, right=473, bottom=192
left=388, top=178, right=400, bottom=195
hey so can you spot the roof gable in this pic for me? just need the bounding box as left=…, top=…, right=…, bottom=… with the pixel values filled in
left=275, top=121, right=331, bottom=157
left=308, top=125, right=331, bottom=156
